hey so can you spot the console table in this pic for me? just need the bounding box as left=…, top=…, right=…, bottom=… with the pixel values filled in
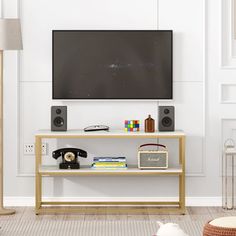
left=35, top=130, right=186, bottom=215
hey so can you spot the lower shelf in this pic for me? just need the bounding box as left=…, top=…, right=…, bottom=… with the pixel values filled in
left=38, top=165, right=183, bottom=176
left=36, top=200, right=185, bottom=215
left=36, top=165, right=185, bottom=215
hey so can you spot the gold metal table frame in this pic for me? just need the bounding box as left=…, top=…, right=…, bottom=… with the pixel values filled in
left=35, top=130, right=186, bottom=215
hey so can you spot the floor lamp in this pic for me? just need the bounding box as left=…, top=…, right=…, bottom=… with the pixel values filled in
left=0, top=19, right=22, bottom=215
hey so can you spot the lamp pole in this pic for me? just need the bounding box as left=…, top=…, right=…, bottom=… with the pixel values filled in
left=0, top=19, right=22, bottom=215
left=0, top=50, right=15, bottom=215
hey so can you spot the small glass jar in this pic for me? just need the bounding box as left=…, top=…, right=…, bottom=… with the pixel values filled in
left=145, top=115, right=155, bottom=132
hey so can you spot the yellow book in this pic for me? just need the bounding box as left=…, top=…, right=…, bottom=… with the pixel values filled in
left=94, top=162, right=126, bottom=166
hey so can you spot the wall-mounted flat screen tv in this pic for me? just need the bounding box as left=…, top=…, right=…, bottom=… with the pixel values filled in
left=53, top=30, right=173, bottom=99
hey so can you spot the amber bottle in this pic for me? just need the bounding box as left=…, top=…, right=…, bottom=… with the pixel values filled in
left=145, top=115, right=155, bottom=132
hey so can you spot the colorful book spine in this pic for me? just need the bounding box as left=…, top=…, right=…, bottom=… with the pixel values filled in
left=91, top=163, right=127, bottom=169
left=91, top=156, right=127, bottom=169
left=93, top=157, right=126, bottom=162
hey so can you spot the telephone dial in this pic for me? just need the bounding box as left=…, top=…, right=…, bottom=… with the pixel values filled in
left=52, top=148, right=87, bottom=169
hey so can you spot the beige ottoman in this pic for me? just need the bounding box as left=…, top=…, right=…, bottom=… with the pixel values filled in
left=203, top=216, right=236, bottom=236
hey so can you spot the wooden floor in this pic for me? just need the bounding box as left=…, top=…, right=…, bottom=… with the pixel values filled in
left=0, top=207, right=235, bottom=236
left=1, top=206, right=235, bottom=220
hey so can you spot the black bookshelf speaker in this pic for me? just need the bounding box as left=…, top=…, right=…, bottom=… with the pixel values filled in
left=158, top=106, right=175, bottom=131
left=51, top=106, right=67, bottom=131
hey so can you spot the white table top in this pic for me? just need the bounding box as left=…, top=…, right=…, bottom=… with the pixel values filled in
left=35, top=129, right=185, bottom=137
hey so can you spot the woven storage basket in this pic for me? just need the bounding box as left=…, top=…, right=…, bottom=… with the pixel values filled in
left=203, top=222, right=236, bottom=236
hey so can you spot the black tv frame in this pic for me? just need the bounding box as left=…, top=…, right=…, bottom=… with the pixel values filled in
left=52, top=30, right=173, bottom=100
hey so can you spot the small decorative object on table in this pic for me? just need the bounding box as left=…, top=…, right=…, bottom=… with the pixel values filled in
left=84, top=125, right=109, bottom=132
left=52, top=148, right=87, bottom=169
left=124, top=120, right=140, bottom=132
left=145, top=114, right=155, bottom=132
left=138, top=143, right=168, bottom=169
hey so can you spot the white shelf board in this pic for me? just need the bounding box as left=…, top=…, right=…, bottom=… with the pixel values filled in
left=39, top=165, right=183, bottom=176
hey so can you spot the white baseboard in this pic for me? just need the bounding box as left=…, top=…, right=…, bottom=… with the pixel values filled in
left=186, top=197, right=222, bottom=206
left=4, top=196, right=222, bottom=207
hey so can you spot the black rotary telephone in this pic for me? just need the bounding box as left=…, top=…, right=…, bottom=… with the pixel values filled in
left=52, top=148, right=87, bottom=169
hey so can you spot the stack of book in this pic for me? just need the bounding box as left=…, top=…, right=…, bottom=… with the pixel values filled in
left=91, top=157, right=127, bottom=170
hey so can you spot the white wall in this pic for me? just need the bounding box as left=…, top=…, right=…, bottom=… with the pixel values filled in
left=2, top=0, right=233, bottom=205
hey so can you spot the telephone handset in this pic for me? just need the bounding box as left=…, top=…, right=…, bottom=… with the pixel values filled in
left=53, top=148, right=87, bottom=159
left=52, top=148, right=87, bottom=169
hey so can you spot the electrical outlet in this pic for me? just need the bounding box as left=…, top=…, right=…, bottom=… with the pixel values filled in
left=24, top=143, right=35, bottom=155
left=41, top=143, right=47, bottom=155
left=24, top=143, right=48, bottom=155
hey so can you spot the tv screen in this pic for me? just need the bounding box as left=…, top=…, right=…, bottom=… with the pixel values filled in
left=53, top=30, right=173, bottom=99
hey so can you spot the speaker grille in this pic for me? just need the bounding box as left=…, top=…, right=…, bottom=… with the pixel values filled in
left=162, top=116, right=172, bottom=127
left=139, top=153, right=167, bottom=168
left=53, top=117, right=64, bottom=127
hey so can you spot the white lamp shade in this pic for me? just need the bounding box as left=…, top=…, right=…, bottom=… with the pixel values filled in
left=0, top=19, right=22, bottom=50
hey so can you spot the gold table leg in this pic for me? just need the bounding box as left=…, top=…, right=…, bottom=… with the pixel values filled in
left=179, top=136, right=186, bottom=214
left=35, top=136, right=42, bottom=214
